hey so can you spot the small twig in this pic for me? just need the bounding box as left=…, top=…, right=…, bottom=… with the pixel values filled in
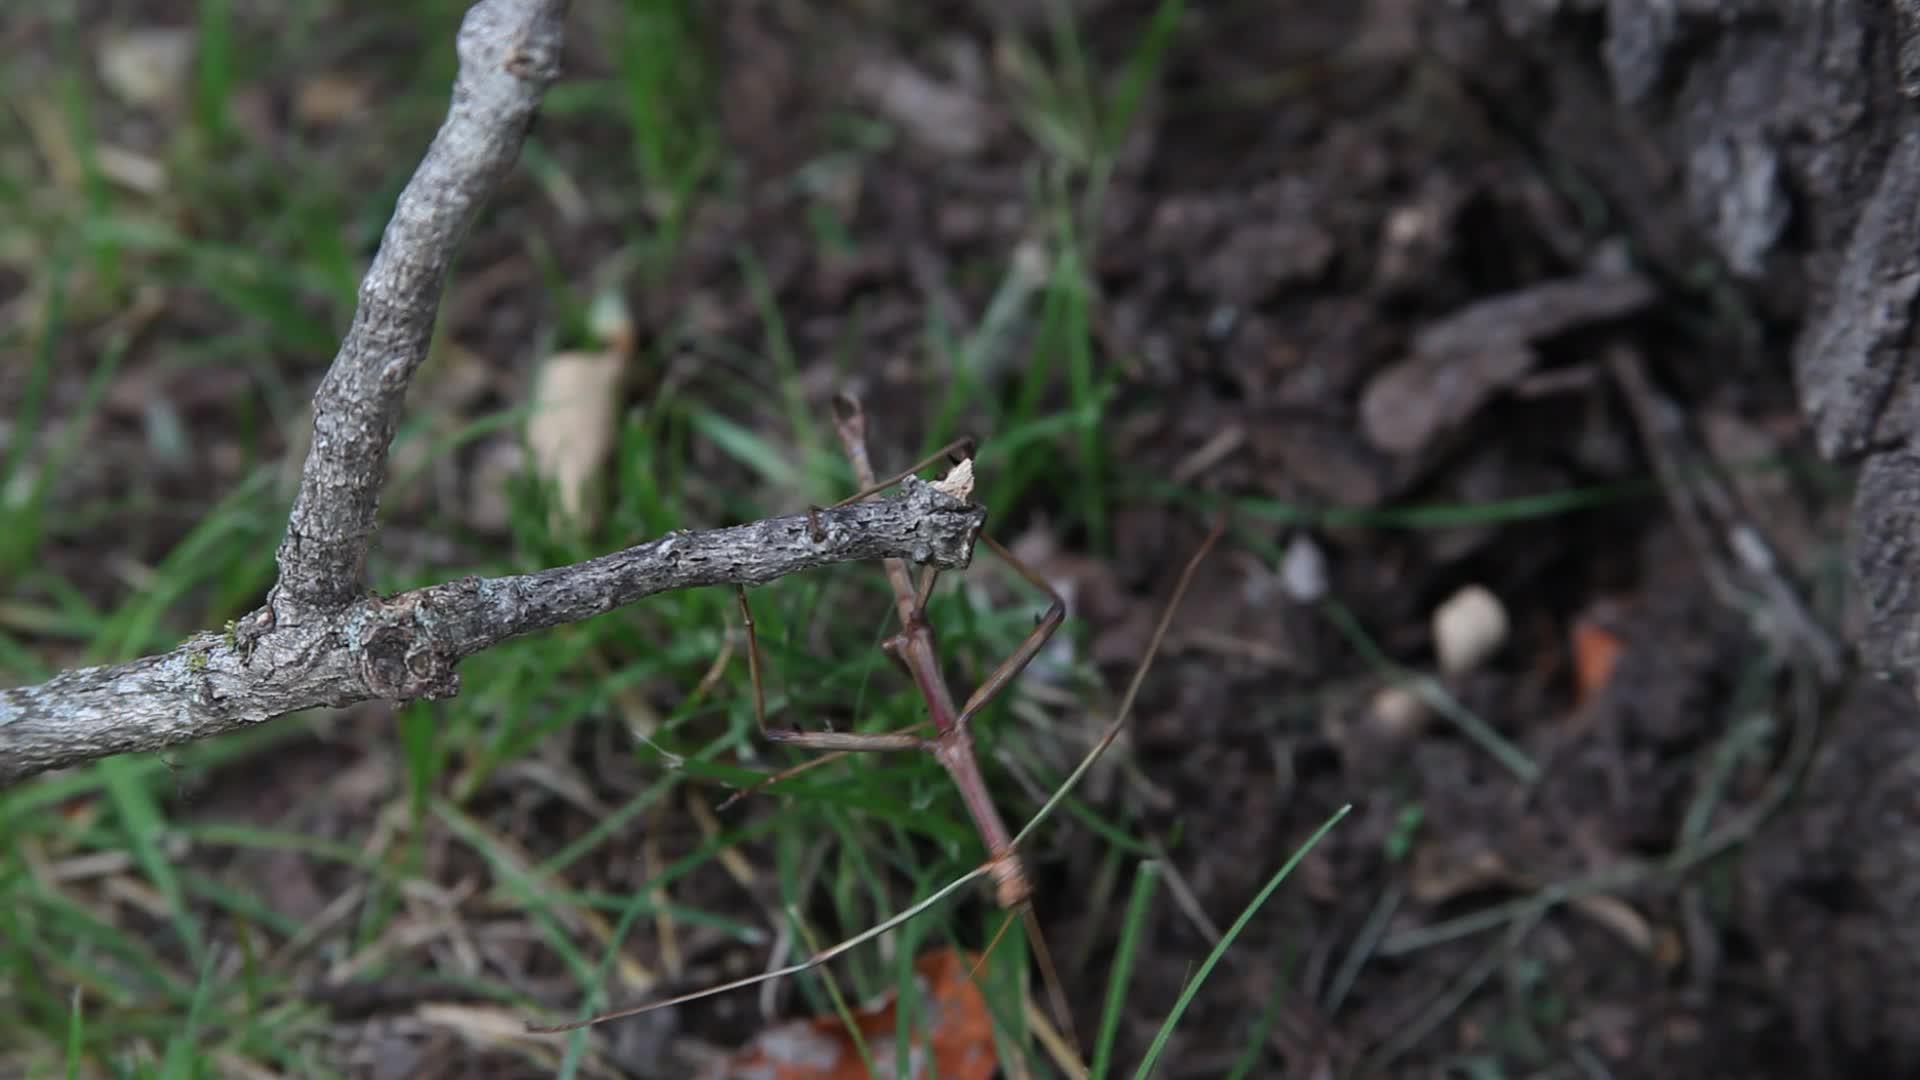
left=0, top=486, right=984, bottom=786
left=526, top=864, right=993, bottom=1032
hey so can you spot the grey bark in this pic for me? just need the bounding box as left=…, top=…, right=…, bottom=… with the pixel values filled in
left=0, top=487, right=985, bottom=788
left=0, top=0, right=990, bottom=787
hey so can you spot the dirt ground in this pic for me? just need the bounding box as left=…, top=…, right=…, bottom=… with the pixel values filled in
left=11, top=0, right=1920, bottom=1077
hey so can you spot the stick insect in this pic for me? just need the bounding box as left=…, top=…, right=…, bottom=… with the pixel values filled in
left=529, top=393, right=1225, bottom=1054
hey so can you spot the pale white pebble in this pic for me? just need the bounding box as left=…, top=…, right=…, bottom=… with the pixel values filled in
left=1433, top=584, right=1508, bottom=676
left=1279, top=532, right=1329, bottom=604
left=1368, top=684, right=1429, bottom=741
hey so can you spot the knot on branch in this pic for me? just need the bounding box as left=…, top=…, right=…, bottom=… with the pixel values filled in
left=886, top=474, right=986, bottom=569
left=459, top=0, right=566, bottom=85
left=349, top=591, right=463, bottom=702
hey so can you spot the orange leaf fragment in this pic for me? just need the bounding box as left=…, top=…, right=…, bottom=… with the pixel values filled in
left=712, top=947, right=997, bottom=1080
left=1570, top=619, right=1625, bottom=705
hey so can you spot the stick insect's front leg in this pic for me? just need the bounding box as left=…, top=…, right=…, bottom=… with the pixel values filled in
left=951, top=532, right=1068, bottom=729
left=800, top=437, right=977, bottom=543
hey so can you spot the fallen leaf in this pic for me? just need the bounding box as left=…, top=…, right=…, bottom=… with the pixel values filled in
left=525, top=349, right=624, bottom=532
left=525, top=294, right=634, bottom=533
left=1570, top=619, right=1625, bottom=705
left=711, top=947, right=997, bottom=1080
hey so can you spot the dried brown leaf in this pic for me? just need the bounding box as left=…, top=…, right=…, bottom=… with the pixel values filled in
left=526, top=349, right=626, bottom=532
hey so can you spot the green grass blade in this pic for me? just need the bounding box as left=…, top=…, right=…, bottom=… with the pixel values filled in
left=99, top=757, right=205, bottom=967
left=194, top=0, right=235, bottom=145
left=159, top=948, right=220, bottom=1079
left=1133, top=805, right=1350, bottom=1079
left=1100, top=0, right=1183, bottom=155
left=0, top=251, right=67, bottom=581
left=64, top=984, right=85, bottom=1080
left=1092, top=859, right=1160, bottom=1078
left=555, top=884, right=654, bottom=1076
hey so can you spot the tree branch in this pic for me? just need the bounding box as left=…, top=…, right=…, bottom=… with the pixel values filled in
left=273, top=0, right=569, bottom=613
left=0, top=0, right=995, bottom=788
left=0, top=484, right=985, bottom=787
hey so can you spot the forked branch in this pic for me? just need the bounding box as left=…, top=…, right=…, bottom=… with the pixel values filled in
left=0, top=0, right=990, bottom=787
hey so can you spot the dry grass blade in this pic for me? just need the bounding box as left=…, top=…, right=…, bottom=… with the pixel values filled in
left=526, top=865, right=991, bottom=1032
left=1012, top=513, right=1228, bottom=849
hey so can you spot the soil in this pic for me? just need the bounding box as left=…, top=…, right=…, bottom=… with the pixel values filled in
left=10, top=1, right=1919, bottom=1077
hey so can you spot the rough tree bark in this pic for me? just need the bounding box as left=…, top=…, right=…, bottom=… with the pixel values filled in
left=1418, top=1, right=1920, bottom=1068
left=0, top=0, right=987, bottom=788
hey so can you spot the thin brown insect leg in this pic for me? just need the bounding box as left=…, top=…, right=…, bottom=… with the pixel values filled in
left=828, top=436, right=980, bottom=508
left=913, top=563, right=940, bottom=616
left=716, top=719, right=935, bottom=812
left=833, top=395, right=920, bottom=625
left=736, top=586, right=767, bottom=735
left=953, top=530, right=1068, bottom=727
left=969, top=912, right=1020, bottom=986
